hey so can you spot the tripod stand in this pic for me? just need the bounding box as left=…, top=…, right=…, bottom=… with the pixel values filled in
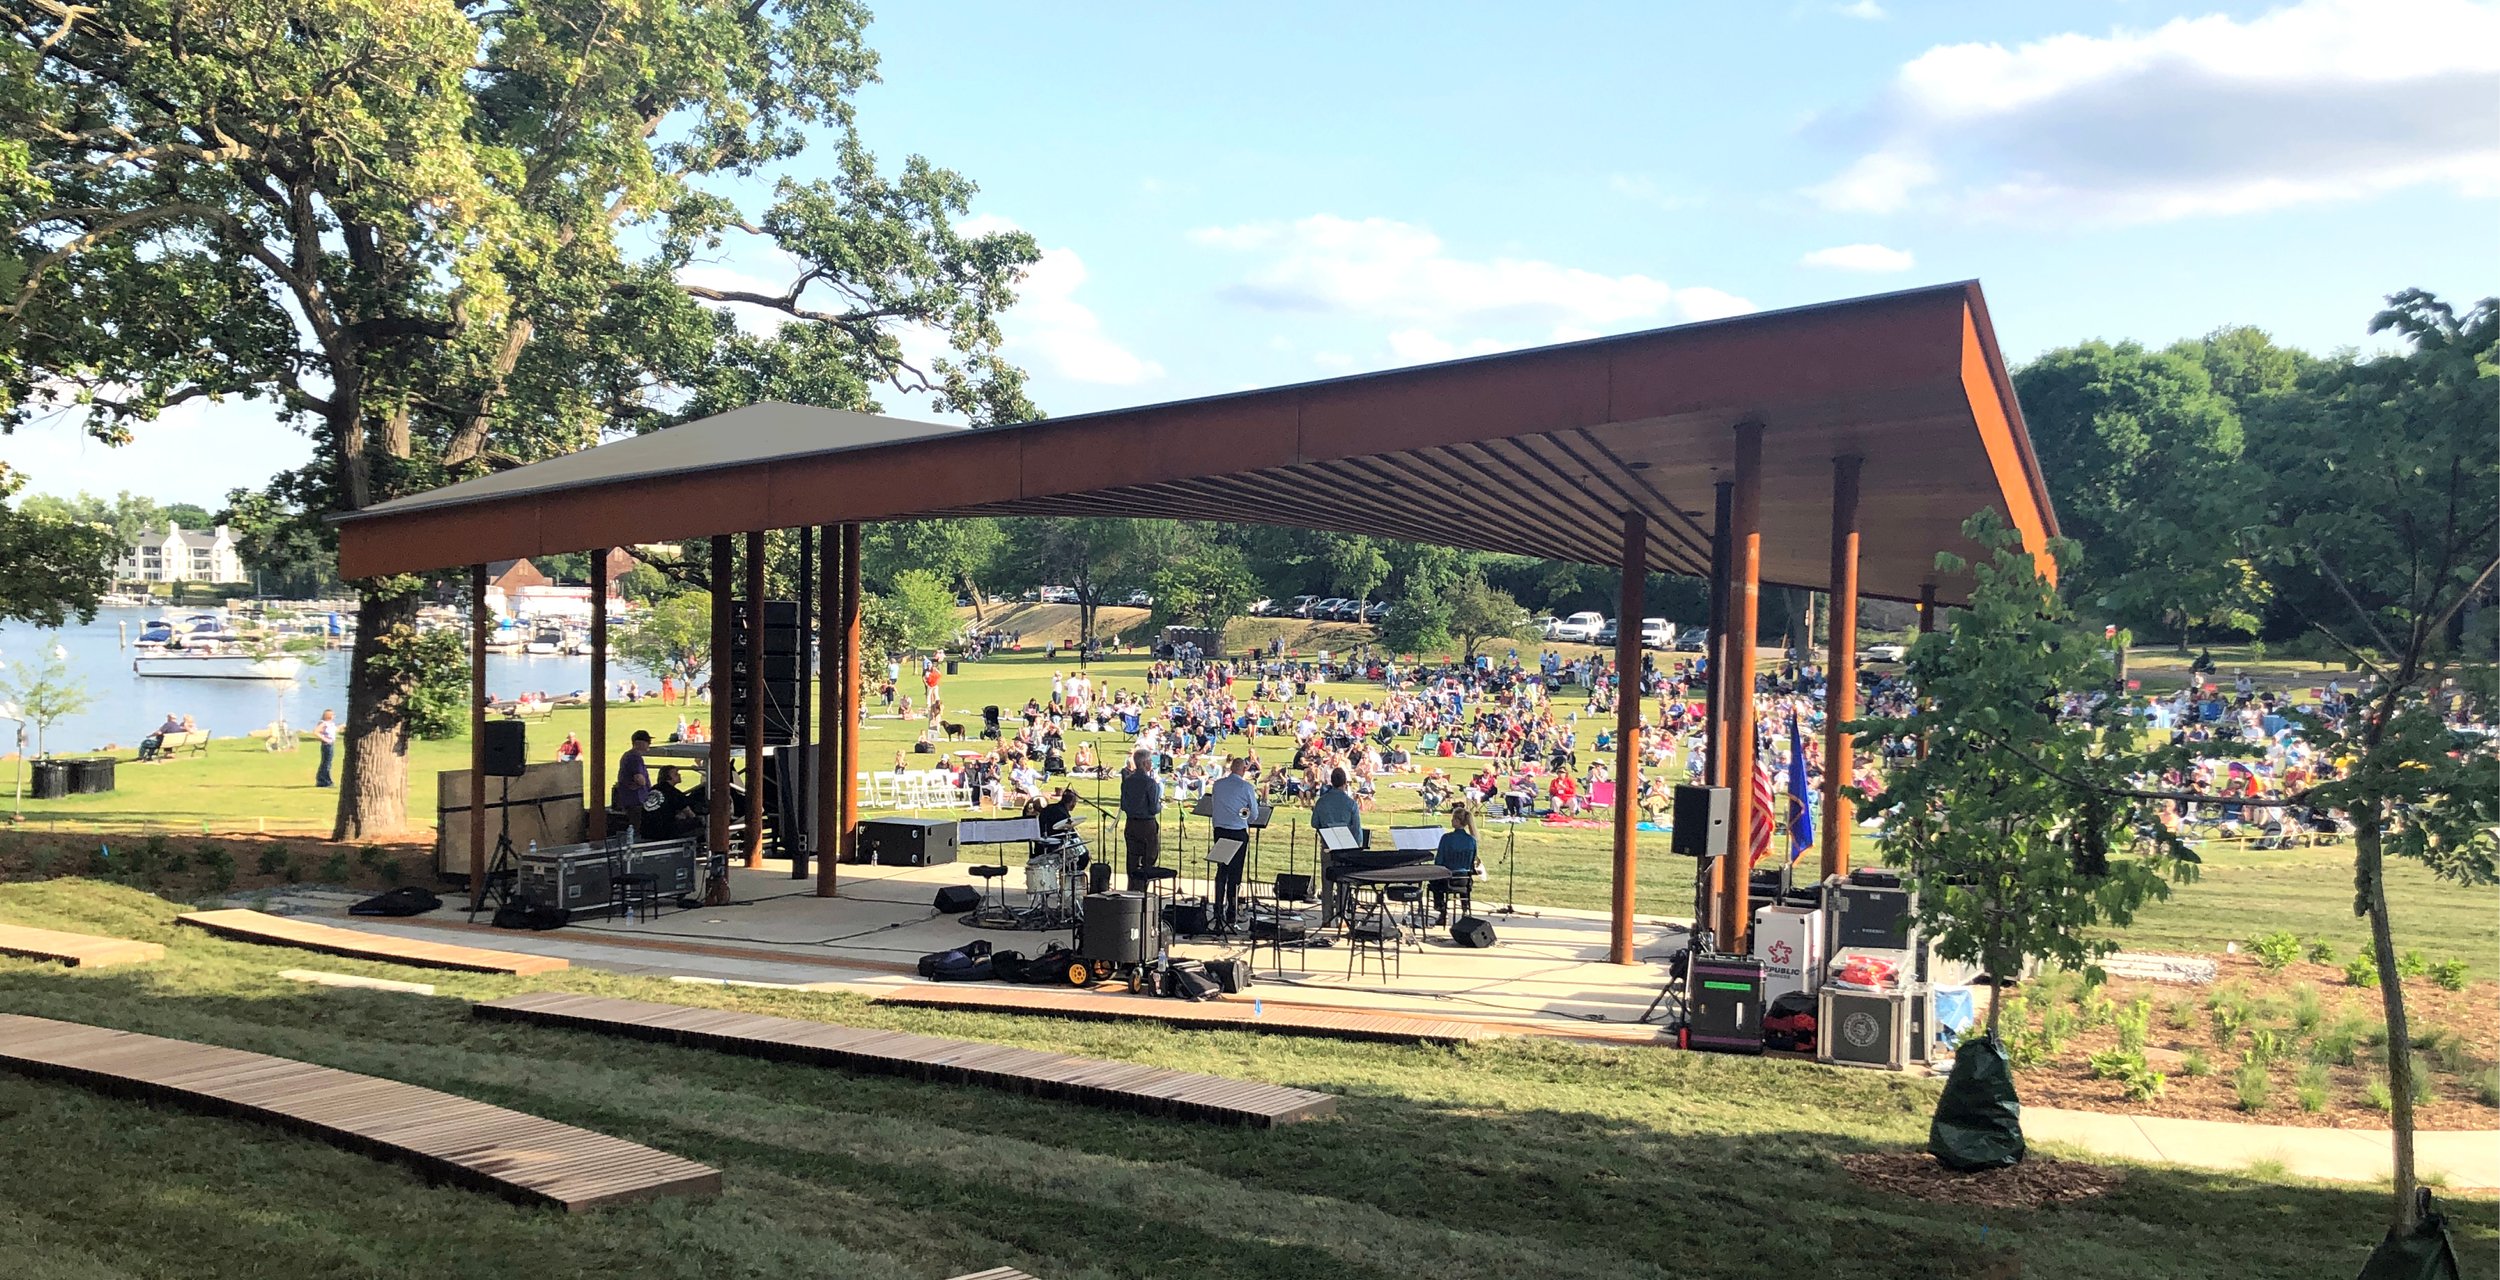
left=1491, top=818, right=1537, bottom=918
left=467, top=774, right=522, bottom=922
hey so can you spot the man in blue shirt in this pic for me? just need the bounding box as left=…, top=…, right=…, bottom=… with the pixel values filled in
left=1119, top=748, right=1164, bottom=890
left=1206, top=756, right=1259, bottom=931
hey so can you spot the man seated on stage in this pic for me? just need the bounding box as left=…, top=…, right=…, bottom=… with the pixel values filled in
left=1206, top=755, right=1257, bottom=931
left=1431, top=804, right=1481, bottom=924
left=642, top=766, right=702, bottom=840
left=1036, top=784, right=1082, bottom=835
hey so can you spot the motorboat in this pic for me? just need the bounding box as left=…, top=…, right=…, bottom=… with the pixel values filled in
left=524, top=623, right=566, bottom=655
left=134, top=650, right=305, bottom=680
left=135, top=618, right=176, bottom=648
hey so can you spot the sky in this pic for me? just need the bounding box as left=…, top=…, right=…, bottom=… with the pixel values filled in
left=7, top=0, right=2494, bottom=507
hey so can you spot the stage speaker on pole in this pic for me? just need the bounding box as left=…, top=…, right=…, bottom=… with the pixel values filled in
left=1670, top=785, right=1729, bottom=858
left=481, top=720, right=528, bottom=778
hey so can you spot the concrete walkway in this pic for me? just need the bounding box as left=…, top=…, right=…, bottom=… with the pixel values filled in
left=2027, top=1106, right=2499, bottom=1189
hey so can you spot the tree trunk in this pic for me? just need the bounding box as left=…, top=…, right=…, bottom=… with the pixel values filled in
left=2358, top=807, right=2421, bottom=1233
left=330, top=585, right=423, bottom=841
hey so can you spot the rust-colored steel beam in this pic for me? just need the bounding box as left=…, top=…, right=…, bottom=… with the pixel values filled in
left=1823, top=457, right=1862, bottom=881
left=588, top=548, right=609, bottom=841
left=468, top=565, right=488, bottom=907
left=708, top=536, right=733, bottom=870
left=1610, top=510, right=1646, bottom=965
left=1724, top=422, right=1764, bottom=951
left=835, top=524, right=863, bottom=869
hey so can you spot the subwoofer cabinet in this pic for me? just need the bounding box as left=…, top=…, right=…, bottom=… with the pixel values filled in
left=858, top=817, right=960, bottom=867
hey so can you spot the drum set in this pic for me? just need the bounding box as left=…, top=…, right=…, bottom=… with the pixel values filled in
left=966, top=829, right=1096, bottom=931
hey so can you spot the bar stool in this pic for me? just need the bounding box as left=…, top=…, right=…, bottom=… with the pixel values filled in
left=969, top=863, right=1011, bottom=914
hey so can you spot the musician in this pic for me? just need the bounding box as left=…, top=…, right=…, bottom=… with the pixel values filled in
left=1431, top=804, right=1481, bottom=924
left=1310, top=767, right=1364, bottom=923
left=1206, top=756, right=1257, bottom=931
left=1037, top=784, right=1082, bottom=836
left=1119, top=747, right=1164, bottom=890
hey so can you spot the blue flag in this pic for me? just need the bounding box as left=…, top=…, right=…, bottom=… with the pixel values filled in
left=1786, top=713, right=1814, bottom=863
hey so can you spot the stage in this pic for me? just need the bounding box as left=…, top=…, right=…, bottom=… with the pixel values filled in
left=294, top=860, right=1691, bottom=1042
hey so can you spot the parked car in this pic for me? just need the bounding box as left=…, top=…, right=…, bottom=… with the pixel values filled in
left=1595, top=619, right=1620, bottom=645
left=1039, top=585, right=1078, bottom=604
left=1331, top=599, right=1365, bottom=621
left=1640, top=618, right=1672, bottom=649
left=1675, top=626, right=1708, bottom=652
left=1289, top=594, right=1319, bottom=618
left=1123, top=589, right=1153, bottom=606
left=1362, top=601, right=1390, bottom=623
left=1315, top=597, right=1351, bottom=620
left=1863, top=642, right=1908, bottom=663
left=1549, top=611, right=1606, bottom=643
left=1535, top=616, right=1562, bottom=638
left=1247, top=598, right=1275, bottom=616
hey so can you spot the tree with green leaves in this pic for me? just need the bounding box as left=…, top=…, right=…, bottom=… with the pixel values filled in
left=1855, top=515, right=2203, bottom=1043
left=0, top=472, right=120, bottom=626
left=1153, top=542, right=1258, bottom=637
left=887, top=568, right=960, bottom=653
left=2242, top=290, right=2497, bottom=1237
left=2015, top=340, right=2266, bottom=648
left=0, top=639, right=92, bottom=759
left=1000, top=517, right=1156, bottom=647
left=1323, top=534, right=1391, bottom=616
left=1446, top=572, right=1532, bottom=661
left=615, top=593, right=711, bottom=688
left=864, top=518, right=1001, bottom=620
left=220, top=489, right=341, bottom=599
left=4, top=0, right=1038, bottom=841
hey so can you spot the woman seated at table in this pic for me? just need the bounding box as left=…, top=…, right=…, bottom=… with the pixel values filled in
left=1431, top=805, right=1481, bottom=924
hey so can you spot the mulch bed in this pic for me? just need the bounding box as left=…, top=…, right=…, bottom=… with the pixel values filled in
left=1840, top=1151, right=2127, bottom=1209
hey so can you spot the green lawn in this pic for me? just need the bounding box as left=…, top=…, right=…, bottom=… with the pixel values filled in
left=12, top=650, right=2493, bottom=971
left=0, top=878, right=2484, bottom=1280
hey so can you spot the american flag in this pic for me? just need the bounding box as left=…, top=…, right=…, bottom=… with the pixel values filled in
left=1747, top=740, right=1776, bottom=868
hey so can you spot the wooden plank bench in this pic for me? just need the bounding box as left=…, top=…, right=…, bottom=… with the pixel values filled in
left=872, top=983, right=1492, bottom=1046
left=0, top=1014, right=718, bottom=1211
left=0, top=923, right=165, bottom=969
left=477, top=992, right=1339, bottom=1128
left=176, top=909, right=568, bottom=975
left=137, top=729, right=211, bottom=761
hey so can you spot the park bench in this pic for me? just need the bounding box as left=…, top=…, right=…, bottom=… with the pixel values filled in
left=136, top=729, right=210, bottom=762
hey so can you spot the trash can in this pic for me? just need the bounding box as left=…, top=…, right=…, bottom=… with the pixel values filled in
left=68, top=757, right=116, bottom=795
left=29, top=760, right=69, bottom=800
left=945, top=659, right=959, bottom=676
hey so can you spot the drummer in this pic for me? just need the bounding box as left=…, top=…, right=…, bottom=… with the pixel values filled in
left=1036, top=784, right=1082, bottom=835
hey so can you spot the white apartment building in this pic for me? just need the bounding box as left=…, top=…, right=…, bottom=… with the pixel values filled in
left=118, top=522, right=247, bottom=584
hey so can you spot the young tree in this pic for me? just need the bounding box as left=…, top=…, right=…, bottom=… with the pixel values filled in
left=1447, top=572, right=1532, bottom=660
left=1324, top=534, right=1391, bottom=616
left=1000, top=518, right=1155, bottom=647
left=1153, top=543, right=1258, bottom=636
left=2243, top=290, right=2498, bottom=1236
left=4, top=2, right=1039, bottom=841
left=0, top=640, right=92, bottom=759
left=887, top=569, right=961, bottom=653
left=615, top=594, right=712, bottom=687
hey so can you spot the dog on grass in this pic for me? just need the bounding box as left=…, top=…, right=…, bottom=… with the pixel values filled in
left=940, top=721, right=967, bottom=741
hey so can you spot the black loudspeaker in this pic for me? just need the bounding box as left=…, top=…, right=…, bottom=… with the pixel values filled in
left=932, top=884, right=980, bottom=914
left=1079, top=892, right=1151, bottom=966
left=481, top=720, right=527, bottom=778
left=1205, top=957, right=1252, bottom=993
left=1451, top=916, right=1497, bottom=948
left=860, top=817, right=959, bottom=866
left=1274, top=873, right=1316, bottom=902
left=1669, top=785, right=1730, bottom=857
left=1087, top=860, right=1114, bottom=894
left=1165, top=901, right=1212, bottom=936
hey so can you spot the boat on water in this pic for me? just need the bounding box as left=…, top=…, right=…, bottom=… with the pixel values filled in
left=524, top=622, right=566, bottom=655
left=133, top=650, right=305, bottom=680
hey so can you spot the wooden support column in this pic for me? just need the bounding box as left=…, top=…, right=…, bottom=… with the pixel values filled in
left=1724, top=422, right=1764, bottom=951
left=1919, top=582, right=1938, bottom=634
left=468, top=565, right=489, bottom=907
left=1703, top=480, right=1733, bottom=938
left=792, top=526, right=813, bottom=881
left=1822, top=458, right=1862, bottom=881
left=835, top=524, right=863, bottom=869
left=588, top=548, right=609, bottom=842
left=742, top=531, right=767, bottom=869
left=1609, top=510, right=1646, bottom=965
left=708, top=536, right=733, bottom=868
left=816, top=525, right=844, bottom=897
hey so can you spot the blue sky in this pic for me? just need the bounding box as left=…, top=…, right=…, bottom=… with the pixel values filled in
left=11, top=0, right=2494, bottom=506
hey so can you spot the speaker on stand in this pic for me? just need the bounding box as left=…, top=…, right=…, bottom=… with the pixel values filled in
left=470, top=721, right=528, bottom=922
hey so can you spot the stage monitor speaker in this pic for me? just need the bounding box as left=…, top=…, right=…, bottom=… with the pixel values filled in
left=481, top=720, right=527, bottom=778
left=932, top=884, right=980, bottom=914
left=1687, top=955, right=1766, bottom=1054
left=1669, top=785, right=1729, bottom=857
left=1451, top=916, right=1497, bottom=948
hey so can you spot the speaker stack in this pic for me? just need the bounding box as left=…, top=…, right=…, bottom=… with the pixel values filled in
left=729, top=599, right=804, bottom=744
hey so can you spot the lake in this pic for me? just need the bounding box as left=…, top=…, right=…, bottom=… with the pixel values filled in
left=0, top=606, right=595, bottom=756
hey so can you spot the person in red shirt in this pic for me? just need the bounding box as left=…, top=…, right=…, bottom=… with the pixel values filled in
left=1548, top=772, right=1580, bottom=816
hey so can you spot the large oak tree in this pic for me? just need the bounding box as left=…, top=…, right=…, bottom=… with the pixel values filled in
left=4, top=0, right=1038, bottom=838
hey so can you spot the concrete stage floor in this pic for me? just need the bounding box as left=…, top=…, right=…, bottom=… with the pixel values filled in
left=303, top=857, right=1691, bottom=1041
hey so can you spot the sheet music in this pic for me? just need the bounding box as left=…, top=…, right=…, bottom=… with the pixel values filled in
left=1209, top=836, right=1246, bottom=866
left=1390, top=826, right=1442, bottom=852
left=959, top=817, right=1041, bottom=844
left=1317, top=825, right=1357, bottom=852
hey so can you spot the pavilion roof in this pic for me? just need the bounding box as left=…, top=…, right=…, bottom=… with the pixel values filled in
left=337, top=280, right=2055, bottom=604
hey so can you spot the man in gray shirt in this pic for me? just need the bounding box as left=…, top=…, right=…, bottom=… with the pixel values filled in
left=1119, top=748, right=1164, bottom=890
left=1309, top=767, right=1364, bottom=923
left=1206, top=756, right=1259, bottom=931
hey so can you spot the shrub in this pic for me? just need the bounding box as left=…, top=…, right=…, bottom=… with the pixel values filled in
left=2037, top=1002, right=2077, bottom=1056
left=2297, top=1064, right=2332, bottom=1113
left=2115, top=998, right=2153, bottom=1055
left=2247, top=1027, right=2283, bottom=1065
left=2409, top=1054, right=2438, bottom=1106
left=2364, top=1079, right=2395, bottom=1112
left=2290, top=984, right=2324, bottom=1035
left=2396, top=950, right=2431, bottom=979
left=2181, top=1049, right=2215, bottom=1078
left=28, top=846, right=59, bottom=876
left=2089, top=1049, right=2166, bottom=1102
left=2305, top=941, right=2339, bottom=965
left=2234, top=1059, right=2272, bottom=1111
left=2475, top=1068, right=2500, bottom=1108
left=2429, top=960, right=2470, bottom=992
left=2411, top=1026, right=2459, bottom=1071
left=2250, top=930, right=2301, bottom=972
left=318, top=851, right=351, bottom=883
left=2165, top=999, right=2197, bottom=1031
left=2080, top=993, right=2116, bottom=1029
left=254, top=847, right=287, bottom=877
left=2344, top=956, right=2379, bottom=988
left=2211, top=1003, right=2246, bottom=1052
left=2311, top=1021, right=2361, bottom=1066
left=199, top=847, right=236, bottom=893
left=280, top=854, right=304, bottom=883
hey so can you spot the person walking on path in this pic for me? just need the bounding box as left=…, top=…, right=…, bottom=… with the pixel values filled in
left=313, top=709, right=337, bottom=788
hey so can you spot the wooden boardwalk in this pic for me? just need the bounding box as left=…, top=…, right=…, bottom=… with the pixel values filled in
left=0, top=923, right=164, bottom=969
left=478, top=992, right=1339, bottom=1128
left=872, top=983, right=1493, bottom=1046
left=0, top=1014, right=717, bottom=1211
left=177, top=909, right=568, bottom=975
left=948, top=1269, right=1039, bottom=1280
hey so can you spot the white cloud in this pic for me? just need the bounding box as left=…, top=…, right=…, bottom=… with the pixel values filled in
left=1800, top=242, right=1916, bottom=272
left=960, top=214, right=1164, bottom=386
left=1836, top=1, right=1886, bottom=19
left=1188, top=213, right=1753, bottom=337
left=1808, top=0, right=2500, bottom=223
